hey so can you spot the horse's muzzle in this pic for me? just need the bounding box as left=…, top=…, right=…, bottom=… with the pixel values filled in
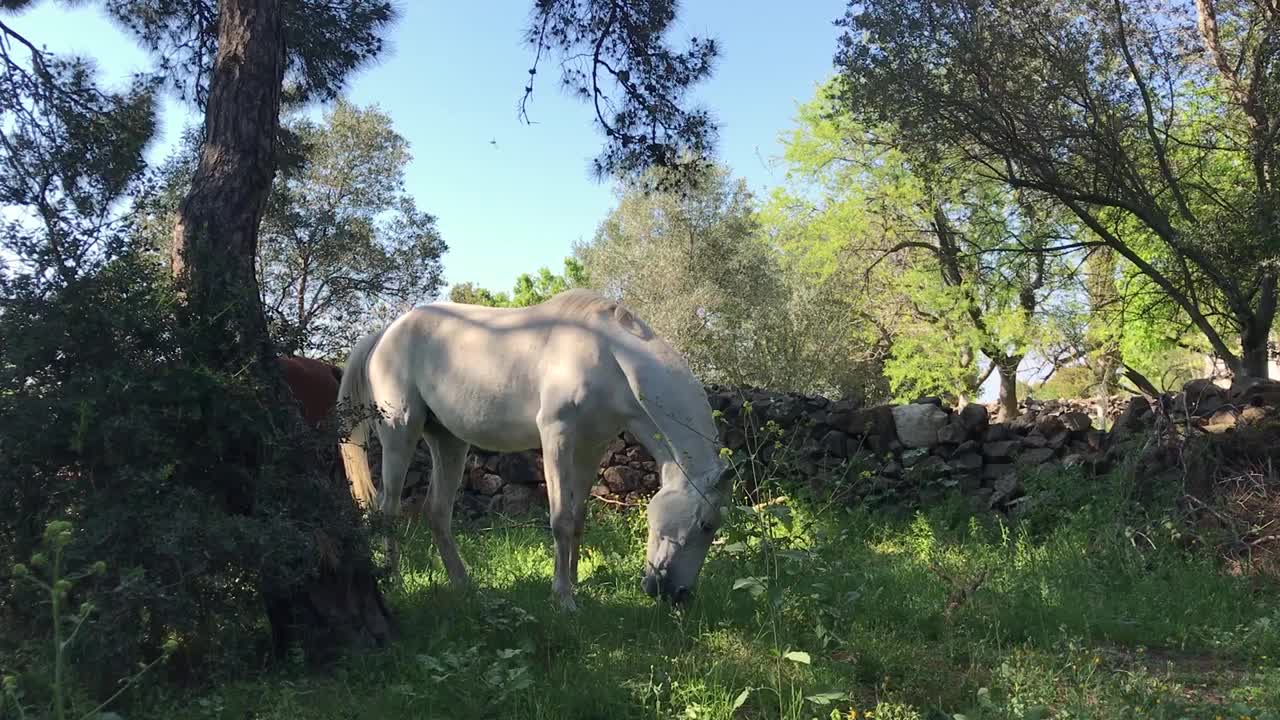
left=641, top=573, right=690, bottom=605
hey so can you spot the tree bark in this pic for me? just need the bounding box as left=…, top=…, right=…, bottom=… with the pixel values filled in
left=170, top=0, right=393, bottom=660
left=994, top=354, right=1022, bottom=423
left=1237, top=272, right=1276, bottom=379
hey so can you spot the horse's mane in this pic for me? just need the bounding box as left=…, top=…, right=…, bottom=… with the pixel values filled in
left=544, top=288, right=652, bottom=340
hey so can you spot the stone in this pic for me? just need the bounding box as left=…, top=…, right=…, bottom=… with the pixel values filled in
left=1202, top=407, right=1238, bottom=433
left=984, top=423, right=1013, bottom=442
left=955, top=439, right=980, bottom=455
left=602, top=466, right=644, bottom=494
left=819, top=429, right=850, bottom=458
left=949, top=452, right=984, bottom=472
left=498, top=452, right=542, bottom=485
left=766, top=397, right=804, bottom=425
left=1180, top=378, right=1227, bottom=417
left=989, top=473, right=1019, bottom=505
left=1241, top=406, right=1270, bottom=424
left=834, top=404, right=899, bottom=452
left=953, top=472, right=983, bottom=492
left=605, top=436, right=627, bottom=456
left=500, top=484, right=537, bottom=515
left=724, top=428, right=747, bottom=450
left=902, top=447, right=930, bottom=468
left=590, top=484, right=610, bottom=498
left=892, top=403, right=949, bottom=448
left=937, top=418, right=968, bottom=445
left=1009, top=412, right=1038, bottom=433
left=881, top=461, right=904, bottom=479
left=1231, top=376, right=1280, bottom=407
left=1113, top=397, right=1151, bottom=433
left=624, top=444, right=655, bottom=463
left=471, top=473, right=505, bottom=496
left=1016, top=447, right=1056, bottom=467
left=642, top=473, right=660, bottom=491
left=1062, top=453, right=1088, bottom=468
left=1021, top=433, right=1048, bottom=449
left=914, top=396, right=944, bottom=407
left=983, top=461, right=1013, bottom=479
left=983, top=440, right=1020, bottom=460
left=1035, top=414, right=1066, bottom=438
left=1061, top=411, right=1093, bottom=433
left=906, top=455, right=947, bottom=481
left=959, top=403, right=990, bottom=433
left=1046, top=430, right=1070, bottom=450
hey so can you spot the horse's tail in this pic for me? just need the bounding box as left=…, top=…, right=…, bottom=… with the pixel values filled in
left=337, top=329, right=384, bottom=509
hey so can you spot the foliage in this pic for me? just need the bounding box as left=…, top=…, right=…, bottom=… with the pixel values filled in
left=97, top=0, right=397, bottom=106
left=447, top=257, right=588, bottom=308
left=101, top=440, right=1280, bottom=720
left=4, top=520, right=177, bottom=720
left=521, top=0, right=719, bottom=187
left=834, top=0, right=1280, bottom=377
left=0, top=19, right=157, bottom=287
left=579, top=163, right=884, bottom=398
left=0, top=253, right=379, bottom=693
left=1028, top=364, right=1095, bottom=401
left=145, top=100, right=447, bottom=359
left=766, top=85, right=1078, bottom=411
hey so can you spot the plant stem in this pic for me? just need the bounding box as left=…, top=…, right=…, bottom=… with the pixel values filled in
left=51, top=546, right=65, bottom=720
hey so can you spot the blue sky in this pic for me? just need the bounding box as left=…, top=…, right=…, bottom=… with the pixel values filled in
left=10, top=1, right=846, bottom=294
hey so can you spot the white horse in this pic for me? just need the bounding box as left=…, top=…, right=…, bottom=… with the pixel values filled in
left=337, top=289, right=729, bottom=609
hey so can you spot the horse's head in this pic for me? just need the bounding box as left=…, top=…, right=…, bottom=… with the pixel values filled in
left=641, top=462, right=731, bottom=605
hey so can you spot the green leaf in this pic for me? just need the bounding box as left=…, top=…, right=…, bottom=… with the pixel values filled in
left=783, top=650, right=811, bottom=664
left=731, top=687, right=751, bottom=710
left=732, top=577, right=766, bottom=597
left=805, top=691, right=845, bottom=705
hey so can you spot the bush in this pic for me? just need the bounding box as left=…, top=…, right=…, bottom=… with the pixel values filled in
left=0, top=253, right=374, bottom=695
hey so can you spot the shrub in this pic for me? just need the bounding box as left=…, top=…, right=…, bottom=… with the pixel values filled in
left=0, top=252, right=374, bottom=697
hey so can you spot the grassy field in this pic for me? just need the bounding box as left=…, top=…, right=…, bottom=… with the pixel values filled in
left=109, top=462, right=1280, bottom=720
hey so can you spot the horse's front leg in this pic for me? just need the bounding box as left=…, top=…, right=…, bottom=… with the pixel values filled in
left=540, top=422, right=584, bottom=611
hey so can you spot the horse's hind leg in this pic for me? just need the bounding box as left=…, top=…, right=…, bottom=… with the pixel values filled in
left=422, top=425, right=470, bottom=588
left=374, top=404, right=426, bottom=569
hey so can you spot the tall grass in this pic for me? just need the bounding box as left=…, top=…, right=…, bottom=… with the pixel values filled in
left=119, top=454, right=1280, bottom=720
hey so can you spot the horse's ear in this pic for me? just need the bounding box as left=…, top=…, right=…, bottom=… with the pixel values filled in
left=613, top=303, right=634, bottom=327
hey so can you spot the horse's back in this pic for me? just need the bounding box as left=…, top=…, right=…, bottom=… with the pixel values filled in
left=365, top=295, right=635, bottom=450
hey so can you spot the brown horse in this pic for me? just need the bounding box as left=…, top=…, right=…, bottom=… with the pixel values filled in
left=278, top=355, right=343, bottom=427
left=279, top=354, right=425, bottom=511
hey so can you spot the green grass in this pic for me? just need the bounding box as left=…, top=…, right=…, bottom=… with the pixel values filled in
left=121, top=467, right=1280, bottom=720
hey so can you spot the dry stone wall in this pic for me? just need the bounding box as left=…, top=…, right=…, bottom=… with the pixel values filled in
left=392, top=378, right=1280, bottom=520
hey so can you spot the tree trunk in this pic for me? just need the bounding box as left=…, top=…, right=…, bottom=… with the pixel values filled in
left=994, top=354, right=1022, bottom=423
left=1238, top=273, right=1276, bottom=379
left=171, top=0, right=392, bottom=660
left=1240, top=322, right=1271, bottom=379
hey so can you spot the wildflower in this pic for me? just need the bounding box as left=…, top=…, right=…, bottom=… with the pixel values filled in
left=30, top=553, right=47, bottom=568
left=163, top=638, right=180, bottom=655
left=92, top=560, right=107, bottom=575
left=2, top=675, right=16, bottom=692
left=10, top=564, right=28, bottom=578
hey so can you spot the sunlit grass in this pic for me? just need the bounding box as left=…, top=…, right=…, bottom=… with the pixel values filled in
left=120, top=475, right=1280, bottom=720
